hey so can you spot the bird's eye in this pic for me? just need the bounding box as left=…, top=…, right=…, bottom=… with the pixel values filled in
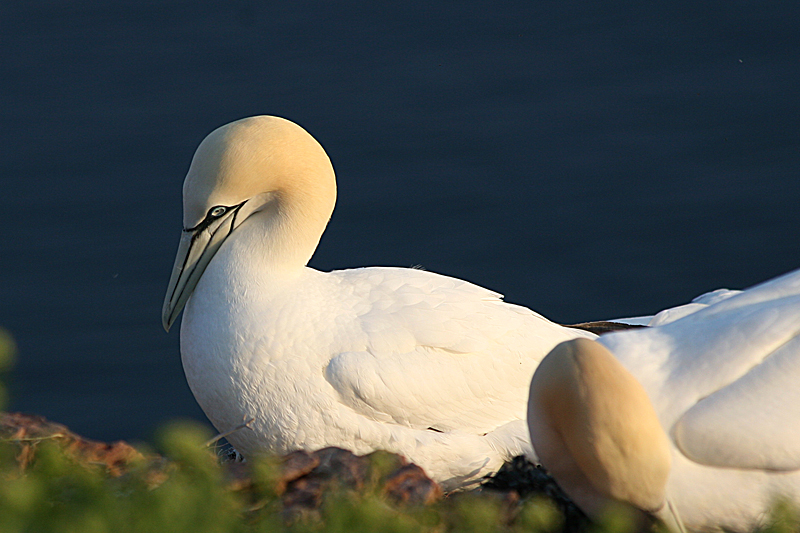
left=210, top=206, right=227, bottom=218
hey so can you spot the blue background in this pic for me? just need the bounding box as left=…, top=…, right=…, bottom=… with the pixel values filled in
left=2, top=1, right=798, bottom=443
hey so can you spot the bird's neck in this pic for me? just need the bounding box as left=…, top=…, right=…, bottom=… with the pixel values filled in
left=219, top=187, right=333, bottom=287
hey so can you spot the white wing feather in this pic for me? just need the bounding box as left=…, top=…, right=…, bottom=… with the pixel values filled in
left=604, top=268, right=800, bottom=472
left=324, top=267, right=593, bottom=433
left=674, top=331, right=800, bottom=470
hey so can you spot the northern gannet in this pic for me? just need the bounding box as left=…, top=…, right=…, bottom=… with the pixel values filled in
left=162, top=115, right=595, bottom=489
left=528, top=268, right=800, bottom=531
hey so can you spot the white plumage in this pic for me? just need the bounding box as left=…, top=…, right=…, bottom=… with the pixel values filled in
left=162, top=115, right=594, bottom=489
left=528, top=268, right=800, bottom=531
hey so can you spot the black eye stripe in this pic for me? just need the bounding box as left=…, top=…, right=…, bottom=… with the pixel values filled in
left=183, top=201, right=246, bottom=233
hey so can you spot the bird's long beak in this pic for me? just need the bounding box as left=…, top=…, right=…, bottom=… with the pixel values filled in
left=161, top=208, right=241, bottom=332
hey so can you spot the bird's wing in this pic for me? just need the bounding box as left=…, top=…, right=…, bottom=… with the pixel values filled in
left=659, top=268, right=800, bottom=471
left=648, top=288, right=742, bottom=326
left=598, top=288, right=740, bottom=327
left=673, top=330, right=800, bottom=471
left=324, top=267, right=593, bottom=433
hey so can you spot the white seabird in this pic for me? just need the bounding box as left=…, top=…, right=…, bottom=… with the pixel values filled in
left=528, top=268, right=800, bottom=531
left=162, top=115, right=596, bottom=489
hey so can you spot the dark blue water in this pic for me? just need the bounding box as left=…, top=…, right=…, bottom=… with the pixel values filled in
left=2, top=1, right=799, bottom=443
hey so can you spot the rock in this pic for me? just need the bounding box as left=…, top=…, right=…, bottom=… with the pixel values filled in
left=310, top=446, right=369, bottom=490
left=278, top=447, right=442, bottom=519
left=383, top=463, right=442, bottom=505
left=481, top=456, right=589, bottom=533
left=277, top=450, right=320, bottom=494
left=0, top=411, right=142, bottom=475
left=1, top=411, right=443, bottom=518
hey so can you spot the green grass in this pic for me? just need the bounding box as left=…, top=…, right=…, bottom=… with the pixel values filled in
left=0, top=422, right=574, bottom=533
